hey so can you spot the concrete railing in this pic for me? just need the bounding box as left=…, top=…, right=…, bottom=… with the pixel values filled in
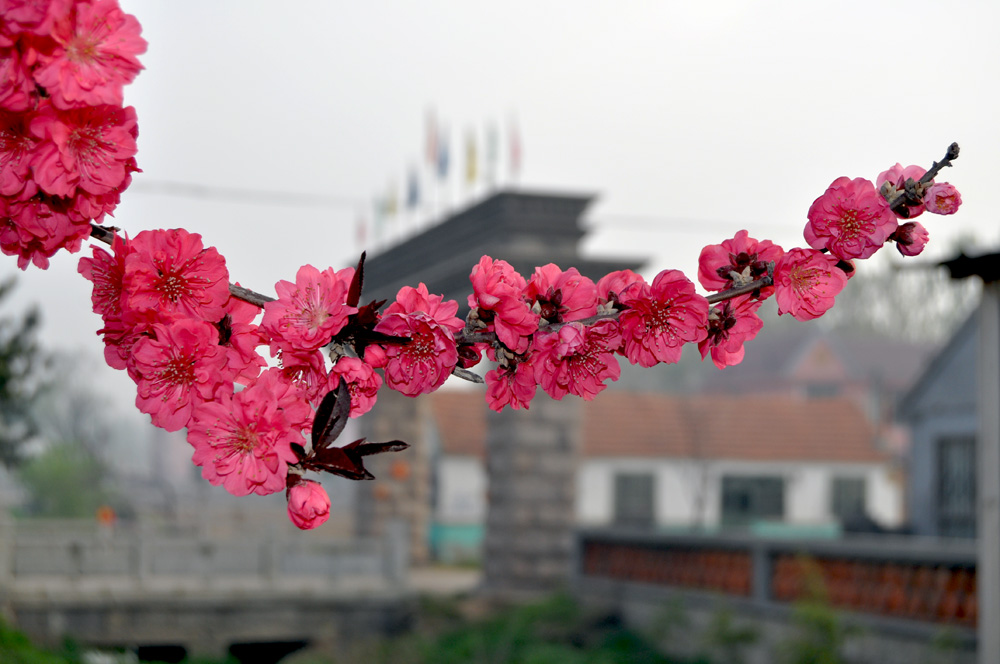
left=575, top=529, right=979, bottom=664
left=0, top=517, right=409, bottom=594
left=576, top=528, right=977, bottom=628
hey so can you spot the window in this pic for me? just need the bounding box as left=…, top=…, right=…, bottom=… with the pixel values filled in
left=721, top=476, right=784, bottom=526
left=937, top=436, right=976, bottom=538
left=613, top=473, right=655, bottom=528
left=830, top=477, right=866, bottom=521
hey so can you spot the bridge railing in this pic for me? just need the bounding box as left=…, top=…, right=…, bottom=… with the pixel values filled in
left=576, top=528, right=977, bottom=628
left=0, top=517, right=409, bottom=594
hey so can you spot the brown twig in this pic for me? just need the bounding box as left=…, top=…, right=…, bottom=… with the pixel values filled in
left=883, top=142, right=960, bottom=213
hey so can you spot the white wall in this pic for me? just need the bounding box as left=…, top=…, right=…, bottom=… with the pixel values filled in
left=436, top=455, right=486, bottom=523
left=576, top=457, right=903, bottom=528
left=437, top=454, right=903, bottom=529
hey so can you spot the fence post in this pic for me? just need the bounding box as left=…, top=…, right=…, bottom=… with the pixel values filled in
left=751, top=542, right=772, bottom=604
left=978, top=283, right=1000, bottom=664
left=0, top=515, right=13, bottom=590
left=383, top=518, right=409, bottom=588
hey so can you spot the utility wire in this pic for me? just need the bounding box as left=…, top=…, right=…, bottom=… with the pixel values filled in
left=128, top=180, right=364, bottom=209
left=584, top=213, right=797, bottom=235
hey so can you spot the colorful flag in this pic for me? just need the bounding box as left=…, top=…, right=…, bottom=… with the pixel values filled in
left=406, top=167, right=420, bottom=209
left=465, top=130, right=477, bottom=185
left=436, top=130, right=449, bottom=180
left=485, top=122, right=498, bottom=187
left=385, top=182, right=398, bottom=217
left=372, top=196, right=385, bottom=244
left=509, top=118, right=521, bottom=181
left=425, top=110, right=437, bottom=168
left=355, top=213, right=367, bottom=248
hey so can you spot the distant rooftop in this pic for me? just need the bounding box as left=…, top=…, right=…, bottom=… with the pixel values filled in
left=362, top=189, right=645, bottom=313
left=429, top=390, right=887, bottom=464
left=698, top=326, right=938, bottom=396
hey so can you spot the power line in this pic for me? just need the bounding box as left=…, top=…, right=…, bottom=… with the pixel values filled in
left=127, top=180, right=364, bottom=209
left=584, top=213, right=798, bottom=235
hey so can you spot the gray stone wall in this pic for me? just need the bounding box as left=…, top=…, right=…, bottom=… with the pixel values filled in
left=482, top=393, right=582, bottom=596
left=357, top=390, right=432, bottom=564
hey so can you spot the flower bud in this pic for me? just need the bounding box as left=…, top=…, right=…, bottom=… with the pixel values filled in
left=923, top=183, right=962, bottom=215
left=286, top=479, right=331, bottom=530
left=890, top=222, right=929, bottom=257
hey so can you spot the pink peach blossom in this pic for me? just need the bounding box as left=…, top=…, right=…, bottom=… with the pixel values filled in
left=0, top=110, right=38, bottom=195
left=0, top=193, right=88, bottom=269
left=270, top=348, right=329, bottom=407
left=262, top=264, right=356, bottom=353
left=532, top=319, right=621, bottom=401
left=96, top=306, right=156, bottom=374
left=384, top=282, right=463, bottom=333
left=485, top=360, right=536, bottom=412
left=596, top=269, right=645, bottom=307
left=774, top=248, right=847, bottom=321
left=698, top=296, right=764, bottom=369
left=697, top=230, right=784, bottom=298
left=923, top=182, right=961, bottom=215
left=123, top=228, right=230, bottom=323
left=329, top=356, right=382, bottom=418
left=0, top=45, right=35, bottom=111
left=188, top=380, right=303, bottom=498
left=286, top=479, right=331, bottom=530
left=372, top=311, right=458, bottom=396
left=32, top=0, right=147, bottom=109
left=468, top=255, right=538, bottom=354
left=890, top=222, right=929, bottom=257
left=805, top=177, right=897, bottom=261
left=29, top=103, right=138, bottom=197
left=1, top=0, right=74, bottom=36
left=216, top=300, right=266, bottom=384
left=130, top=319, right=229, bottom=432
left=525, top=263, right=597, bottom=323
left=877, top=163, right=928, bottom=218
left=77, top=231, right=129, bottom=318
left=249, top=367, right=315, bottom=433
left=617, top=269, right=709, bottom=367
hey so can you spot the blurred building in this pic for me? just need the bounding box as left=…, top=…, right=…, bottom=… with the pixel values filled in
left=427, top=390, right=902, bottom=562
left=899, top=310, right=979, bottom=538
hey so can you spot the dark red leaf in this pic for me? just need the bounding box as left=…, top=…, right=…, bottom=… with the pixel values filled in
left=344, top=438, right=410, bottom=457
left=308, top=446, right=374, bottom=480
left=355, top=299, right=387, bottom=326
left=346, top=252, right=366, bottom=308
left=311, top=379, right=351, bottom=451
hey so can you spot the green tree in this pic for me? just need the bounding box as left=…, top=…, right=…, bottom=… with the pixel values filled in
left=0, top=278, right=46, bottom=468
left=15, top=353, right=128, bottom=519
left=15, top=441, right=111, bottom=518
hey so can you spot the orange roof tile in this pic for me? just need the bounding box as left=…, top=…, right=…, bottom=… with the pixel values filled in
left=428, top=390, right=886, bottom=463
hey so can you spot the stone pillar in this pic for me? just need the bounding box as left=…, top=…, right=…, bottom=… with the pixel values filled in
left=481, top=393, right=581, bottom=597
left=978, top=283, right=1000, bottom=664
left=355, top=390, right=431, bottom=565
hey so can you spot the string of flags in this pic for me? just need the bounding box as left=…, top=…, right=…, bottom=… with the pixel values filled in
left=358, top=111, right=523, bottom=253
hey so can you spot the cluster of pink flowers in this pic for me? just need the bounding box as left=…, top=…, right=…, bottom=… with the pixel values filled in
left=804, top=165, right=962, bottom=265
left=72, top=156, right=962, bottom=527
left=2, top=3, right=967, bottom=532
left=0, top=0, right=145, bottom=269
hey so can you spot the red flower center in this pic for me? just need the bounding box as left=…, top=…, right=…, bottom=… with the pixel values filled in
left=232, top=426, right=260, bottom=454
left=66, top=33, right=100, bottom=64
left=155, top=353, right=196, bottom=389
left=155, top=271, right=191, bottom=303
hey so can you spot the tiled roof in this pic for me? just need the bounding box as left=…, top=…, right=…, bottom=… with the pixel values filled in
left=699, top=328, right=937, bottom=396
left=428, top=390, right=886, bottom=463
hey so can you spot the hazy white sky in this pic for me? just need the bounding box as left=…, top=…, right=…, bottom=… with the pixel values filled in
left=5, top=0, right=999, bottom=420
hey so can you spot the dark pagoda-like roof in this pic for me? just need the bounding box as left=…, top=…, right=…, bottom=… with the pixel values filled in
left=362, top=189, right=645, bottom=311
